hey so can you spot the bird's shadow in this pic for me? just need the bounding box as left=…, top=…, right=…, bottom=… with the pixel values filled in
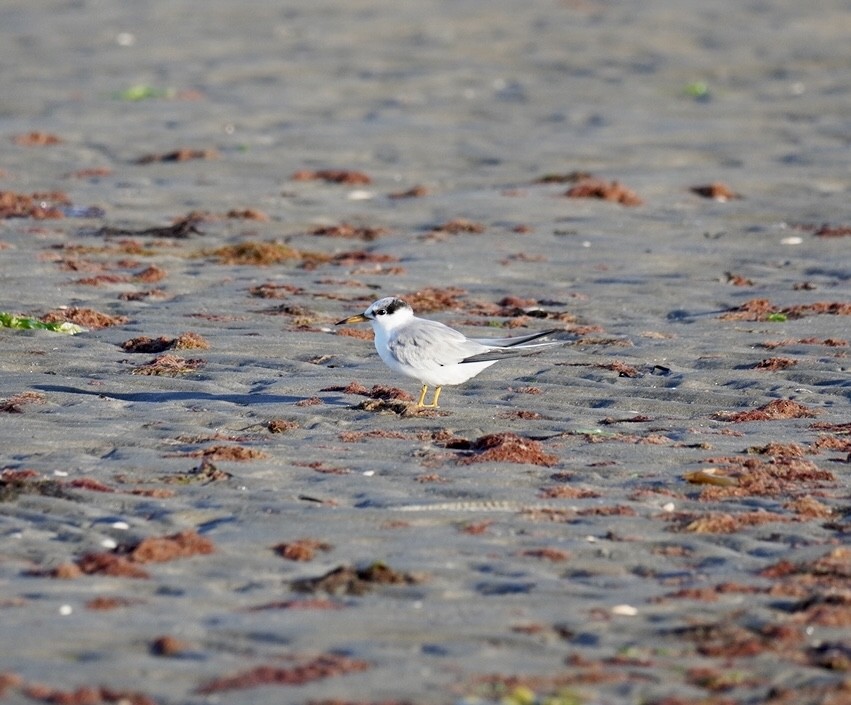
left=33, top=384, right=349, bottom=407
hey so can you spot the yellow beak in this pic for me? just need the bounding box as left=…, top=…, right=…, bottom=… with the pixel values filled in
left=336, top=313, right=369, bottom=325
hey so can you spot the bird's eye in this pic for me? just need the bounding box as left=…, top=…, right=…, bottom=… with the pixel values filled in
left=376, top=309, right=386, bottom=316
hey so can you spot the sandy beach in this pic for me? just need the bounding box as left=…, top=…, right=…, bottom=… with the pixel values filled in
left=1, top=1, right=849, bottom=704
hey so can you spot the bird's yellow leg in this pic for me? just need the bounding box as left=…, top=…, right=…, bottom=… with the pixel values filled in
left=430, top=386, right=443, bottom=408
left=415, top=385, right=442, bottom=408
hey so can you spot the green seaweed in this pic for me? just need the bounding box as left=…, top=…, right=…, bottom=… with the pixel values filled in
left=683, top=80, right=710, bottom=99
left=114, top=84, right=174, bottom=101
left=0, top=312, right=85, bottom=334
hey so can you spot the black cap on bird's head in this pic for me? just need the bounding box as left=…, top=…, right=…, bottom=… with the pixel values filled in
left=336, top=297, right=411, bottom=325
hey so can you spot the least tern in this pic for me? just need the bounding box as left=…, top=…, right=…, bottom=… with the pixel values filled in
left=337, top=297, right=559, bottom=408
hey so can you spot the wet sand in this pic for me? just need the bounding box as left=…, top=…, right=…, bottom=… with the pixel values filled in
left=1, top=1, right=849, bottom=704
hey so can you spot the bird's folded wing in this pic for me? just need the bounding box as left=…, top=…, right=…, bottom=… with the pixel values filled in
left=388, top=321, right=487, bottom=368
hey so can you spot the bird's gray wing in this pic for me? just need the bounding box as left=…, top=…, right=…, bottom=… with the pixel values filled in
left=460, top=341, right=561, bottom=364
left=388, top=319, right=488, bottom=368
left=468, top=329, right=560, bottom=347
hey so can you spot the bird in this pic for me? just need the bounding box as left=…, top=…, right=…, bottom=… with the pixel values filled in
left=336, top=296, right=560, bottom=408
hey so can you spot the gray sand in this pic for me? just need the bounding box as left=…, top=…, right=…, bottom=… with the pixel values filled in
left=1, top=1, right=849, bottom=704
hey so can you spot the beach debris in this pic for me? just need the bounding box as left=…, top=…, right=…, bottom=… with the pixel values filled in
left=19, top=683, right=157, bottom=705
left=762, top=337, right=847, bottom=349
left=11, top=131, right=62, bottom=146
left=725, top=271, right=754, bottom=286
left=329, top=249, right=399, bottom=269
left=690, top=182, right=742, bottom=201
left=85, top=596, right=143, bottom=610
left=429, top=218, right=486, bottom=235
left=274, top=539, right=333, bottom=562
left=720, top=298, right=851, bottom=321
left=295, top=396, right=324, bottom=407
left=226, top=207, right=269, bottom=220
left=294, top=460, right=352, bottom=476
left=152, top=208, right=268, bottom=224
left=683, top=468, right=738, bottom=487
left=125, top=530, right=216, bottom=564
left=248, top=282, right=304, bottom=298
left=713, top=399, right=817, bottom=422
left=195, top=654, right=371, bottom=694
left=754, top=357, right=797, bottom=371
left=539, top=485, right=601, bottom=499
left=357, top=397, right=435, bottom=416
left=691, top=455, right=833, bottom=500
left=500, top=251, right=547, bottom=266
left=454, top=432, right=558, bottom=467
left=291, top=562, right=422, bottom=596
left=596, top=360, right=640, bottom=378
left=291, top=169, right=372, bottom=185
left=309, top=222, right=387, bottom=240
left=1, top=469, right=73, bottom=502
left=0, top=190, right=69, bottom=219
left=95, top=215, right=204, bottom=238
left=266, top=419, right=299, bottom=434
left=245, top=598, right=343, bottom=612
left=762, top=547, right=850, bottom=594
left=180, top=444, right=268, bottom=461
left=668, top=510, right=790, bottom=534
left=813, top=223, right=851, bottom=237
left=564, top=177, right=643, bottom=206
left=402, top=286, right=467, bottom=312
left=41, top=306, right=126, bottom=329
left=497, top=409, right=547, bottom=420
left=520, top=547, right=571, bottom=562
left=163, top=458, right=233, bottom=484
left=388, top=184, right=429, bottom=198
left=599, top=414, right=652, bottom=425
left=72, top=262, right=167, bottom=287
left=130, top=354, right=206, bottom=376
left=459, top=520, right=494, bottom=535
left=135, top=147, right=218, bottom=164
left=577, top=429, right=673, bottom=445
left=66, top=166, right=113, bottom=179
left=150, top=635, right=192, bottom=657
left=205, top=241, right=305, bottom=266
left=785, top=495, right=833, bottom=519
left=533, top=170, right=593, bottom=184
left=68, top=477, right=115, bottom=493
left=120, top=331, right=209, bottom=353
left=43, top=530, right=215, bottom=581
left=322, top=382, right=414, bottom=404
left=0, top=392, right=46, bottom=413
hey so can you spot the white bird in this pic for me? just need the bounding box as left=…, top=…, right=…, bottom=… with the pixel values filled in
left=336, top=296, right=559, bottom=408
